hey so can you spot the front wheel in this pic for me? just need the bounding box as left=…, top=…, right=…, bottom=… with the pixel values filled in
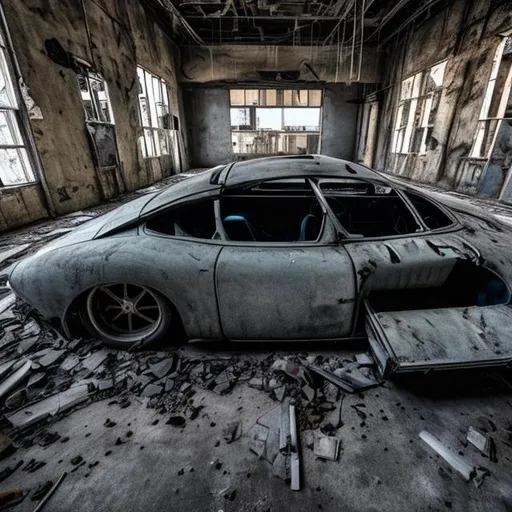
left=81, top=283, right=173, bottom=349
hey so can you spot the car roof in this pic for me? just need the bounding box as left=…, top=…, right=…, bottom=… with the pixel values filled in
left=218, top=154, right=385, bottom=187
left=140, top=155, right=388, bottom=216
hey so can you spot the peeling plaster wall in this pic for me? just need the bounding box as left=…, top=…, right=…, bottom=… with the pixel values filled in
left=321, top=84, right=360, bottom=160
left=1, top=0, right=186, bottom=226
left=374, top=0, right=512, bottom=198
left=0, top=185, right=49, bottom=232
left=183, top=88, right=233, bottom=167
left=180, top=45, right=382, bottom=84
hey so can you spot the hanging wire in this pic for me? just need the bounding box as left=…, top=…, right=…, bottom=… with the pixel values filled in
left=335, top=23, right=340, bottom=83
left=357, top=0, right=365, bottom=81
left=349, top=0, right=357, bottom=80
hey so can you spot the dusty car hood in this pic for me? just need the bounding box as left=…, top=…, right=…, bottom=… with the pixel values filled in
left=32, top=193, right=159, bottom=257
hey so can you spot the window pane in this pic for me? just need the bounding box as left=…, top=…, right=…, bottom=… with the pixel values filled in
left=283, top=108, right=320, bottom=130
left=230, top=89, right=245, bottom=106
left=0, top=110, right=23, bottom=145
left=256, top=108, right=281, bottom=130
left=0, top=148, right=35, bottom=185
left=230, top=108, right=251, bottom=128
left=0, top=48, right=17, bottom=108
left=308, top=90, right=322, bottom=106
left=245, top=90, right=259, bottom=105
left=295, top=90, right=308, bottom=106
left=283, top=90, right=293, bottom=106
left=144, top=128, right=155, bottom=157
left=145, top=72, right=158, bottom=128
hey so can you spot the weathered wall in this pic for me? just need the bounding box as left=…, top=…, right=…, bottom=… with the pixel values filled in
left=374, top=0, right=512, bottom=199
left=321, top=84, right=360, bottom=160
left=180, top=45, right=382, bottom=84
left=183, top=88, right=233, bottom=167
left=1, top=0, right=186, bottom=227
left=0, top=185, right=49, bottom=232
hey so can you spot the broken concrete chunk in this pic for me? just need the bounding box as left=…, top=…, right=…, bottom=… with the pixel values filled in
left=17, top=335, right=39, bottom=355
left=302, top=385, right=315, bottom=402
left=38, top=350, right=65, bottom=368
left=355, top=353, right=374, bottom=366
left=248, top=377, right=264, bottom=390
left=82, top=351, right=109, bottom=372
left=314, top=434, right=340, bottom=461
left=142, top=384, right=163, bottom=398
left=146, top=358, right=174, bottom=380
left=0, top=359, right=16, bottom=380
left=0, top=359, right=31, bottom=400
left=59, top=354, right=81, bottom=372
left=7, top=383, right=90, bottom=429
left=333, top=367, right=378, bottom=391
left=271, top=358, right=307, bottom=382
left=272, top=452, right=288, bottom=480
left=223, top=421, right=241, bottom=444
left=467, top=426, right=492, bottom=457
left=27, top=372, right=46, bottom=388
left=274, top=386, right=286, bottom=402
left=289, top=404, right=300, bottom=491
left=248, top=424, right=269, bottom=458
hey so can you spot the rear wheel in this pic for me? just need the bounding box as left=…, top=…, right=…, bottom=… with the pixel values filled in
left=81, top=283, right=172, bottom=349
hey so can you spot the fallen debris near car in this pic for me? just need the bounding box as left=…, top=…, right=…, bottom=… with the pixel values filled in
left=419, top=430, right=490, bottom=487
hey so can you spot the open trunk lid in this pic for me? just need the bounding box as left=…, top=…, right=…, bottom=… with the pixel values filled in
left=365, top=300, right=512, bottom=377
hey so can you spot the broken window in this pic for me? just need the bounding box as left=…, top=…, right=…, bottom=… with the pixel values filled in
left=0, top=28, right=36, bottom=186
left=470, top=36, right=512, bottom=158
left=392, top=72, right=422, bottom=154
left=146, top=198, right=216, bottom=239
left=136, top=66, right=172, bottom=158
left=230, top=89, right=322, bottom=156
left=77, top=69, right=114, bottom=124
left=220, top=179, right=325, bottom=242
left=319, top=180, right=420, bottom=237
left=415, top=61, right=447, bottom=155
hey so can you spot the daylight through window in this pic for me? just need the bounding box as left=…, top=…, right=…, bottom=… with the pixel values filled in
left=0, top=28, right=36, bottom=186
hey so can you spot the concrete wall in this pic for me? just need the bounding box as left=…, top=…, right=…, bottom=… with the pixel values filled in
left=183, top=88, right=234, bottom=168
left=180, top=45, right=382, bottom=84
left=1, top=0, right=187, bottom=230
left=321, top=84, right=360, bottom=160
left=373, top=0, right=512, bottom=199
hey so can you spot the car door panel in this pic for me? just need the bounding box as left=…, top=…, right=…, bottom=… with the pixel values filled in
left=215, top=245, right=356, bottom=340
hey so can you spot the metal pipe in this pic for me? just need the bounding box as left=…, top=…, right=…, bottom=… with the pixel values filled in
left=357, top=0, right=364, bottom=81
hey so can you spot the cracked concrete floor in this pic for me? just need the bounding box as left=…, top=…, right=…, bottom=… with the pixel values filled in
left=0, top=172, right=512, bottom=511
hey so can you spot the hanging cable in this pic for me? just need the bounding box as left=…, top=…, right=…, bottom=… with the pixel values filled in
left=349, top=0, right=356, bottom=80
left=357, top=0, right=365, bottom=81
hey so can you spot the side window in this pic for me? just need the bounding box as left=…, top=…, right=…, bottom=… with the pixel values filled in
left=403, top=191, right=453, bottom=230
left=146, top=199, right=216, bottom=239
left=319, top=179, right=420, bottom=238
left=219, top=178, right=325, bottom=242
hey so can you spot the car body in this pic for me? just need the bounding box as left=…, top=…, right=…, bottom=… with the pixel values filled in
left=8, top=155, right=512, bottom=375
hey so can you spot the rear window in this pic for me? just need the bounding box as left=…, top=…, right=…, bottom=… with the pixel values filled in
left=404, top=191, right=453, bottom=230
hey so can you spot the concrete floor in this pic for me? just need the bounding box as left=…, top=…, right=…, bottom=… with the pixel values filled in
left=1, top=171, right=512, bottom=512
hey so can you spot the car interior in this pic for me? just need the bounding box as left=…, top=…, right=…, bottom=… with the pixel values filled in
left=220, top=179, right=325, bottom=242
left=319, top=180, right=421, bottom=237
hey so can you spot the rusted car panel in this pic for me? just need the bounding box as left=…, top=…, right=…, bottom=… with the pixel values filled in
left=216, top=245, right=356, bottom=340
left=366, top=302, right=512, bottom=373
left=345, top=233, right=480, bottom=294
left=9, top=235, right=223, bottom=340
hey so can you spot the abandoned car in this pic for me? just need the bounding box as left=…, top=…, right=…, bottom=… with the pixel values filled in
left=6, top=155, right=512, bottom=375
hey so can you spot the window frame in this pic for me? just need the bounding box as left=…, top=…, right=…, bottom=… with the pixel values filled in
left=0, top=26, right=37, bottom=187
left=470, top=36, right=512, bottom=159
left=136, top=66, right=172, bottom=159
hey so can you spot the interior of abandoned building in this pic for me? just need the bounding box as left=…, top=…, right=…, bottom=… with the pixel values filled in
left=0, top=1, right=512, bottom=511
left=0, top=0, right=510, bottom=231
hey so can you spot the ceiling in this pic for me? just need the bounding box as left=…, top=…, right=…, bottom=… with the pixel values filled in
left=144, top=0, right=446, bottom=46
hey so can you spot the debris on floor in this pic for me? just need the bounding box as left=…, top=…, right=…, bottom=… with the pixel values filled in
left=419, top=430, right=490, bottom=487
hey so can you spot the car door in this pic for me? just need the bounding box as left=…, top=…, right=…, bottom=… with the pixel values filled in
left=214, top=179, right=357, bottom=341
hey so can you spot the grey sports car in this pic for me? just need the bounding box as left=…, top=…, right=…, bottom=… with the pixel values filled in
left=7, top=155, right=512, bottom=376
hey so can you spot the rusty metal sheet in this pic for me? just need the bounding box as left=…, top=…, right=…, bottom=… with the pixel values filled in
left=345, top=233, right=478, bottom=293
left=216, top=245, right=356, bottom=340
left=366, top=302, right=512, bottom=371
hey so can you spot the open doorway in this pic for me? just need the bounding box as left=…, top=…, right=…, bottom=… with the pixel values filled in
left=230, top=89, right=322, bottom=159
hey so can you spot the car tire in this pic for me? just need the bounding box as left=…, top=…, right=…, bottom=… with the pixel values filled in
left=80, top=283, right=173, bottom=350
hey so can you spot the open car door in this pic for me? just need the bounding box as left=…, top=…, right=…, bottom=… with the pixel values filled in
left=365, top=301, right=512, bottom=377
